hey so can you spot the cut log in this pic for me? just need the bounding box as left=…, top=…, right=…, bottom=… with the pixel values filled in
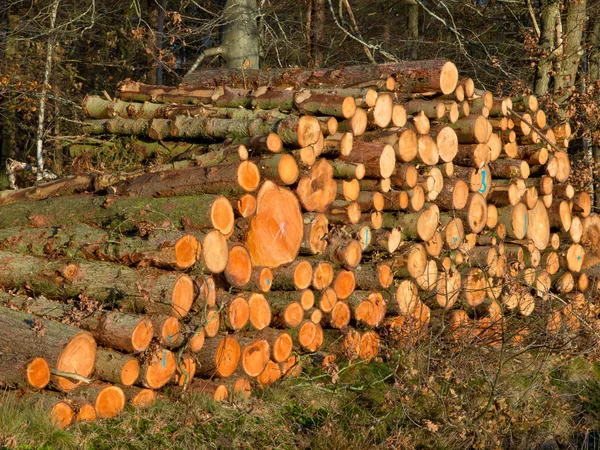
left=182, top=60, right=459, bottom=95
left=195, top=334, right=241, bottom=378
left=94, top=348, right=139, bottom=386
left=0, top=292, right=153, bottom=354
left=138, top=347, right=176, bottom=389
left=0, top=306, right=96, bottom=392
left=246, top=181, right=304, bottom=268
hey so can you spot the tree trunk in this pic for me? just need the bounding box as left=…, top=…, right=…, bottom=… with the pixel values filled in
left=554, top=0, right=586, bottom=100
left=406, top=0, right=419, bottom=59
left=222, top=0, right=259, bottom=69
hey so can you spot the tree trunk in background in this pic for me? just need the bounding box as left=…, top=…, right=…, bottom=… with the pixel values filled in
left=156, top=0, right=166, bottom=85
left=1, top=14, right=19, bottom=174
left=307, top=0, right=326, bottom=68
left=534, top=0, right=560, bottom=96
left=406, top=0, right=419, bottom=60
left=222, top=0, right=259, bottom=69
left=554, top=0, right=586, bottom=98
left=146, top=0, right=158, bottom=85
left=589, top=19, right=600, bottom=208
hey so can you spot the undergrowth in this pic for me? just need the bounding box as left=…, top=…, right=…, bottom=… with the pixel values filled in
left=3, top=327, right=600, bottom=450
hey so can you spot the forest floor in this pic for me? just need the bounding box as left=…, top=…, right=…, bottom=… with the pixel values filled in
left=2, top=329, right=600, bottom=450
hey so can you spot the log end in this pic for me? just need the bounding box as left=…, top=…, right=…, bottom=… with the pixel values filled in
left=237, top=161, right=261, bottom=192
left=248, top=293, right=272, bottom=330
left=294, top=260, right=314, bottom=290
left=171, top=274, right=196, bottom=319
left=55, top=331, right=97, bottom=392
left=216, top=335, right=241, bottom=378
left=130, top=388, right=156, bottom=408
left=228, top=296, right=250, bottom=330
left=202, top=230, right=229, bottom=273
left=96, top=385, right=126, bottom=419
left=144, top=349, right=177, bottom=389
left=26, top=357, right=51, bottom=390
left=130, top=318, right=154, bottom=354
left=273, top=332, right=293, bottom=363
left=175, top=235, right=199, bottom=269
left=440, top=61, right=459, bottom=95
left=75, top=403, right=97, bottom=422
left=247, top=181, right=304, bottom=268
left=50, top=402, right=75, bottom=429
left=225, top=245, right=253, bottom=288
left=242, top=339, right=270, bottom=377
left=210, top=196, right=235, bottom=236
left=121, top=358, right=141, bottom=386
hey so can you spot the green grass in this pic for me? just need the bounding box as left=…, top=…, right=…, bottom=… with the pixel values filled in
left=0, top=391, right=75, bottom=449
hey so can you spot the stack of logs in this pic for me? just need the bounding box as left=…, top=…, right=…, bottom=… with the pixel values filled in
left=1, top=59, right=599, bottom=429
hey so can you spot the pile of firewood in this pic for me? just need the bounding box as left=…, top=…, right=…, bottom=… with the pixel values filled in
left=1, top=59, right=598, bottom=428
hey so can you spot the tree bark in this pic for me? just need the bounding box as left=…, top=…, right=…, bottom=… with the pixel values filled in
left=183, top=60, right=459, bottom=95
left=0, top=305, right=96, bottom=392
left=0, top=251, right=196, bottom=318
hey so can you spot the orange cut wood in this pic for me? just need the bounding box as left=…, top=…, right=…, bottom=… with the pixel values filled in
left=246, top=181, right=304, bottom=268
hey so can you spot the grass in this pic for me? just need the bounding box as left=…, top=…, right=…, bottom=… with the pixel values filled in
left=3, top=328, right=600, bottom=449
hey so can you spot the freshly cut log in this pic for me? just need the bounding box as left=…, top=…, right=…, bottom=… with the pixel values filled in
left=312, top=261, right=335, bottom=290
left=322, top=301, right=352, bottom=329
left=22, top=392, right=75, bottom=428
left=240, top=328, right=293, bottom=363
left=173, top=354, right=196, bottom=386
left=453, top=143, right=489, bottom=168
left=339, top=141, right=396, bottom=179
left=271, top=260, right=313, bottom=290
left=464, top=268, right=487, bottom=307
left=0, top=292, right=153, bottom=354
left=182, top=60, right=459, bottom=95
left=316, top=288, right=338, bottom=313
left=301, top=213, right=329, bottom=255
left=270, top=297, right=305, bottom=329
left=0, top=351, right=50, bottom=390
left=256, top=360, right=282, bottom=387
left=138, top=347, right=176, bottom=389
left=0, top=251, right=196, bottom=318
left=297, top=159, right=337, bottom=212
left=94, top=348, right=139, bottom=386
left=236, top=337, right=270, bottom=377
left=185, top=380, right=229, bottom=401
left=489, top=159, right=530, bottom=179
left=195, top=334, right=241, bottom=378
left=218, top=294, right=250, bottom=331
left=526, top=200, right=550, bottom=250
left=224, top=244, right=253, bottom=288
left=122, top=386, right=156, bottom=408
left=496, top=204, right=528, bottom=239
left=247, top=293, right=272, bottom=330
left=245, top=181, right=303, bottom=268
left=390, top=243, right=428, bottom=278
left=367, top=93, right=393, bottom=128
left=0, top=306, right=96, bottom=392
left=353, top=263, right=394, bottom=290
left=149, top=315, right=184, bottom=348
left=0, top=194, right=240, bottom=233
left=338, top=107, right=368, bottom=136
left=445, top=116, right=489, bottom=144
left=0, top=224, right=202, bottom=271
left=67, top=383, right=126, bottom=419
left=294, top=90, right=356, bottom=119
left=452, top=193, right=487, bottom=234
